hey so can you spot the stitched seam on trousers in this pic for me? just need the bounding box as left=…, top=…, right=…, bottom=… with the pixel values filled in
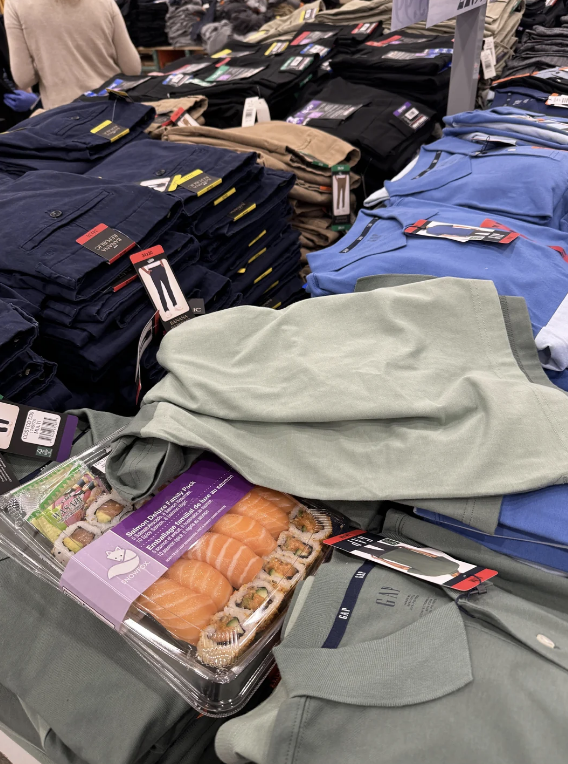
left=126, top=440, right=154, bottom=487
left=290, top=696, right=309, bottom=764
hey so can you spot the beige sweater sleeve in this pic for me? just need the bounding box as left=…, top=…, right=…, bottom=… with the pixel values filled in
left=4, top=0, right=38, bottom=91
left=110, top=1, right=142, bottom=76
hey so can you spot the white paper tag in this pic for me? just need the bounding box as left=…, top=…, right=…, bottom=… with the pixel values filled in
left=546, top=94, right=568, bottom=108
left=480, top=38, right=496, bottom=80
left=242, top=96, right=259, bottom=127
left=139, top=177, right=171, bottom=192
left=256, top=98, right=271, bottom=123
left=177, top=112, right=200, bottom=127
left=21, top=411, right=61, bottom=447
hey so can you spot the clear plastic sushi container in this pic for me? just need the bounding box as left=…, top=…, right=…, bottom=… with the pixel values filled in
left=0, top=442, right=347, bottom=717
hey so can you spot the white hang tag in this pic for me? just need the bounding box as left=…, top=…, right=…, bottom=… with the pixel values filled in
left=256, top=98, right=271, bottom=123
left=242, top=97, right=259, bottom=127
left=177, top=111, right=200, bottom=127
left=546, top=94, right=568, bottom=107
left=481, top=37, right=496, bottom=80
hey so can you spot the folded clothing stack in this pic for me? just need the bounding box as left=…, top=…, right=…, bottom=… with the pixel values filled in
left=330, top=31, right=454, bottom=115
left=0, top=286, right=73, bottom=411
left=107, top=41, right=326, bottom=127
left=0, top=169, right=195, bottom=414
left=288, top=77, right=435, bottom=196
left=0, top=99, right=155, bottom=177
left=443, top=104, right=568, bottom=148
left=492, top=66, right=568, bottom=115
left=166, top=0, right=205, bottom=47
left=517, top=0, right=566, bottom=32
left=160, top=120, right=361, bottom=255
left=398, top=0, right=524, bottom=78
left=87, top=139, right=304, bottom=311
left=502, top=24, right=568, bottom=77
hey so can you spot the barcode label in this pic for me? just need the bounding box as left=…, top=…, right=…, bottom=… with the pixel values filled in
left=21, top=410, right=61, bottom=447
left=242, top=97, right=258, bottom=126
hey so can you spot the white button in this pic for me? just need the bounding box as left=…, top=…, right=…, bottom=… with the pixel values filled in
left=537, top=634, right=556, bottom=649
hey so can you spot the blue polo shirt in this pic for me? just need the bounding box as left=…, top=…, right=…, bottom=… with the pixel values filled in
left=306, top=202, right=568, bottom=372
left=385, top=136, right=568, bottom=230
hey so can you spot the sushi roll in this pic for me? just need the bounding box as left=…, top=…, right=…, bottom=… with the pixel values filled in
left=228, top=577, right=284, bottom=621
left=85, top=490, right=133, bottom=531
left=258, top=552, right=306, bottom=592
left=277, top=531, right=321, bottom=568
left=289, top=506, right=333, bottom=542
left=197, top=608, right=256, bottom=667
left=52, top=521, right=102, bottom=566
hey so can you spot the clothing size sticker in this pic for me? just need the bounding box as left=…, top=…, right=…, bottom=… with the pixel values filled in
left=351, top=21, right=379, bottom=35
left=404, top=219, right=519, bottom=244
left=325, top=530, right=498, bottom=591
left=76, top=224, right=136, bottom=264
left=300, top=43, right=331, bottom=56
left=393, top=102, right=429, bottom=130
left=291, top=30, right=334, bottom=46
left=287, top=100, right=363, bottom=125
left=280, top=56, right=314, bottom=72
left=265, top=41, right=289, bottom=55
left=90, top=120, right=130, bottom=142
left=206, top=65, right=265, bottom=82
left=384, top=47, right=452, bottom=59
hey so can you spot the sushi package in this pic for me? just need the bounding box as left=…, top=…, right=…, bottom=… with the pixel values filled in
left=0, top=445, right=344, bottom=713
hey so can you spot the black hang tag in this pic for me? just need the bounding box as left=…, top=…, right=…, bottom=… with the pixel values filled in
left=76, top=224, right=136, bottom=264
left=90, top=120, right=130, bottom=142
left=106, top=88, right=134, bottom=103
left=180, top=172, right=222, bottom=196
left=0, top=454, right=19, bottom=493
left=0, top=399, right=78, bottom=462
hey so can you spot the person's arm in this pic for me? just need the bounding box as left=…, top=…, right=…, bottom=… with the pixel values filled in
left=110, top=1, right=141, bottom=76
left=3, top=0, right=38, bottom=91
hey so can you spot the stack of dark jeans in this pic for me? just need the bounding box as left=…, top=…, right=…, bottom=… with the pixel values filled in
left=87, top=140, right=302, bottom=312
left=0, top=100, right=155, bottom=177
left=0, top=102, right=302, bottom=412
left=0, top=286, right=73, bottom=411
left=331, top=31, right=454, bottom=115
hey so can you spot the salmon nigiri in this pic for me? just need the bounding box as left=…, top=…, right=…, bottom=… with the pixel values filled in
left=229, top=489, right=289, bottom=539
left=165, top=559, right=233, bottom=610
left=186, top=532, right=263, bottom=588
left=254, top=487, right=298, bottom=514
left=137, top=578, right=217, bottom=644
left=212, top=513, right=277, bottom=557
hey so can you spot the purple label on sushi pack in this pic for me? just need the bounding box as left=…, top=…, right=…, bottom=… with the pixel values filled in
left=60, top=458, right=253, bottom=630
